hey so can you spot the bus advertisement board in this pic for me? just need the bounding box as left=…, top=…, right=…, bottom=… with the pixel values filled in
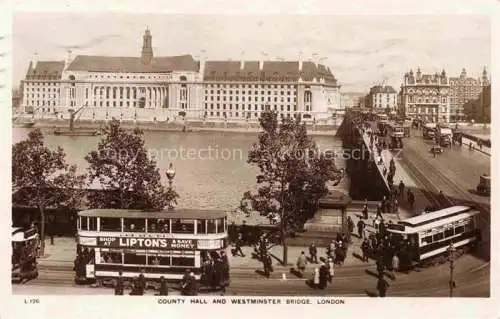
left=97, top=237, right=197, bottom=249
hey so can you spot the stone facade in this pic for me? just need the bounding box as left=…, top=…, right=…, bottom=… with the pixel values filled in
left=400, top=68, right=450, bottom=123
left=21, top=29, right=341, bottom=123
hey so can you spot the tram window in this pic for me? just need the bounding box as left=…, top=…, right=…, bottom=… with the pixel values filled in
left=89, top=217, right=98, bottom=231
left=147, top=255, right=171, bottom=266
left=216, top=218, right=223, bottom=233
left=148, top=256, right=161, bottom=266
left=80, top=217, right=88, bottom=230
left=125, top=219, right=145, bottom=232
left=109, top=251, right=122, bottom=264
left=454, top=225, right=465, bottom=234
left=464, top=221, right=473, bottom=232
left=433, top=232, right=444, bottom=242
left=444, top=228, right=454, bottom=238
left=100, top=252, right=121, bottom=264
left=158, top=219, right=170, bottom=233
left=100, top=217, right=121, bottom=232
left=147, top=219, right=161, bottom=233
left=172, top=257, right=195, bottom=267
left=421, top=236, right=432, bottom=245
left=197, top=220, right=207, bottom=234
left=207, top=220, right=216, bottom=233
left=172, top=219, right=195, bottom=234
left=124, top=253, right=146, bottom=265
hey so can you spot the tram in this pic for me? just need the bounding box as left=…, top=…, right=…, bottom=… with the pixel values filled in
left=12, top=226, right=39, bottom=283
left=74, top=209, right=229, bottom=284
left=387, top=122, right=404, bottom=149
left=386, top=205, right=481, bottom=267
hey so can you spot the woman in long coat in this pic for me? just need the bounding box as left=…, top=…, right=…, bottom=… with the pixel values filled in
left=312, top=268, right=320, bottom=290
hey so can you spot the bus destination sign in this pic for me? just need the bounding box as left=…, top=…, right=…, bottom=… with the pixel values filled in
left=97, top=237, right=197, bottom=249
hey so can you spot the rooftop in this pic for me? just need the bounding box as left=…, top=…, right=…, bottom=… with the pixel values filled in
left=25, top=61, right=65, bottom=80
left=203, top=60, right=337, bottom=84
left=67, top=55, right=199, bottom=73
left=79, top=208, right=228, bottom=219
left=370, top=85, right=397, bottom=94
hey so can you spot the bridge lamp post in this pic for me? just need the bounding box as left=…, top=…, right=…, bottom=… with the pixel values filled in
left=447, top=242, right=456, bottom=297
left=166, top=163, right=176, bottom=211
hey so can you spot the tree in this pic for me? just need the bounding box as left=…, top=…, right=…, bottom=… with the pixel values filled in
left=85, top=119, right=178, bottom=209
left=12, top=129, right=86, bottom=256
left=239, top=110, right=342, bottom=265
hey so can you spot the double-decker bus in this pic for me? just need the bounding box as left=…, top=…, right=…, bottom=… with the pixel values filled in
left=386, top=205, right=481, bottom=267
left=75, top=209, right=228, bottom=283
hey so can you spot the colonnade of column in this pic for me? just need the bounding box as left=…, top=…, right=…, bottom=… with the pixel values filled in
left=87, top=85, right=169, bottom=108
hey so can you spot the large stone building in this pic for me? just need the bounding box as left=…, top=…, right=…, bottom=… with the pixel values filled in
left=21, top=29, right=341, bottom=123
left=400, top=68, right=450, bottom=123
left=366, top=85, right=397, bottom=112
left=448, top=68, right=489, bottom=121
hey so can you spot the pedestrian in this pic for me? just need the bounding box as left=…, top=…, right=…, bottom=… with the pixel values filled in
left=376, top=203, right=383, bottom=219
left=377, top=274, right=389, bottom=297
left=361, top=238, right=370, bottom=262
left=309, top=243, right=318, bottom=263
left=319, top=258, right=329, bottom=289
left=398, top=180, right=405, bottom=199
left=392, top=254, right=400, bottom=276
left=158, top=276, right=168, bottom=296
left=233, top=233, right=245, bottom=257
left=347, top=216, right=354, bottom=234
left=138, top=271, right=147, bottom=291
left=312, top=268, right=320, bottom=290
left=357, top=219, right=365, bottom=239
left=114, top=271, right=124, bottom=295
left=296, top=251, right=307, bottom=278
left=362, top=204, right=369, bottom=220
left=327, top=257, right=335, bottom=283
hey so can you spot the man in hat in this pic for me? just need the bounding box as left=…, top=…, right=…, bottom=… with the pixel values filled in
left=296, top=251, right=307, bottom=278
left=318, top=257, right=329, bottom=289
left=158, top=276, right=169, bottom=296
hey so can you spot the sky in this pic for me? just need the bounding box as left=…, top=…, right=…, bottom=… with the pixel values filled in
left=12, top=13, right=490, bottom=92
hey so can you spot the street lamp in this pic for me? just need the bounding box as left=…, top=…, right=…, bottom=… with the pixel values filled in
left=447, top=242, right=456, bottom=297
left=166, top=163, right=176, bottom=210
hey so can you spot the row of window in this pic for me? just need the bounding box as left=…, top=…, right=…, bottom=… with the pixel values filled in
left=205, top=111, right=303, bottom=119
left=407, top=97, right=447, bottom=103
left=204, top=90, right=296, bottom=96
left=98, top=251, right=195, bottom=267
left=205, top=95, right=297, bottom=102
left=79, top=217, right=226, bottom=235
left=205, top=84, right=308, bottom=89
left=420, top=221, right=474, bottom=245
left=88, top=74, right=172, bottom=80
left=203, top=103, right=299, bottom=112
left=406, top=107, right=447, bottom=114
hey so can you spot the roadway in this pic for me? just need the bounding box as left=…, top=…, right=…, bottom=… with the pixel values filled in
left=12, top=253, right=489, bottom=297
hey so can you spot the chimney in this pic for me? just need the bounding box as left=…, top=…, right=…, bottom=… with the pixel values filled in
left=259, top=60, right=264, bottom=70
left=199, top=50, right=206, bottom=77
left=32, top=53, right=39, bottom=69
left=65, top=50, right=73, bottom=70
left=240, top=51, right=245, bottom=70
left=298, top=52, right=303, bottom=71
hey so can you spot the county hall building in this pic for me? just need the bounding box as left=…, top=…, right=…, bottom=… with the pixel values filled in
left=21, top=29, right=341, bottom=123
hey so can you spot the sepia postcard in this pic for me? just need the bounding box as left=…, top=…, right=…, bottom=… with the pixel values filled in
left=1, top=1, right=498, bottom=318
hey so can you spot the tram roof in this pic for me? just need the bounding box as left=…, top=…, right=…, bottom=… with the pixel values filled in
left=398, top=205, right=473, bottom=227
left=78, top=208, right=228, bottom=219
left=411, top=211, right=479, bottom=233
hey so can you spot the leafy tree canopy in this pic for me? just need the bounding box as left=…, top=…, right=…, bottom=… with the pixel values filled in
left=85, top=119, right=178, bottom=210
left=12, top=129, right=86, bottom=209
left=239, top=111, right=342, bottom=232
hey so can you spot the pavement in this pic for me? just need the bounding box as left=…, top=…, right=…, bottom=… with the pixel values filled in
left=460, top=137, right=491, bottom=156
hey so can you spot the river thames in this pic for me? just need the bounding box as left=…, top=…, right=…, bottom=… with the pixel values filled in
left=13, top=128, right=344, bottom=212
